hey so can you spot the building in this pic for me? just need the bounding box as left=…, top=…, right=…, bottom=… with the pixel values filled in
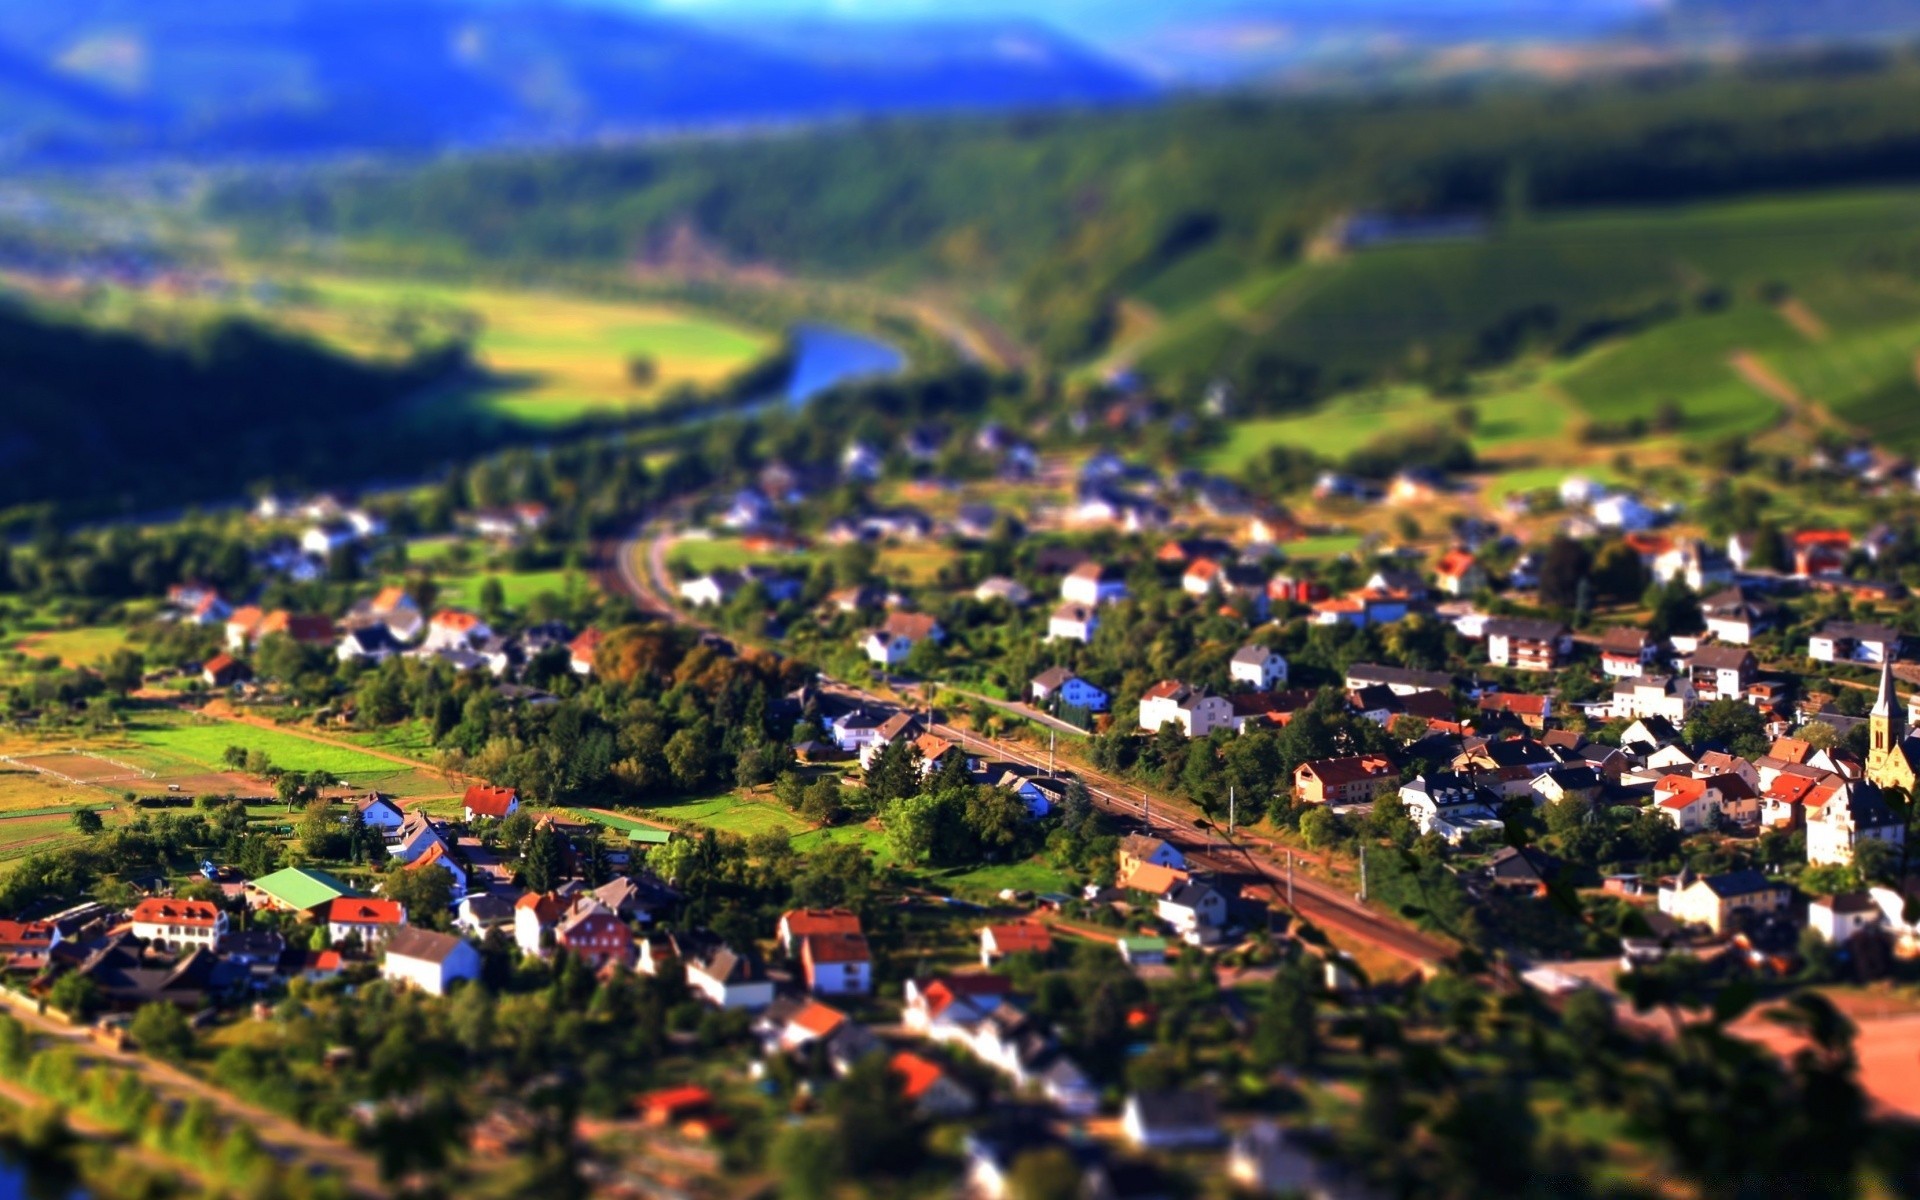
left=1157, top=880, right=1228, bottom=935
left=425, top=610, right=492, bottom=653
left=1433, top=549, right=1489, bottom=597
left=1658, top=868, right=1789, bottom=936
left=1689, top=645, right=1758, bottom=702
left=1344, top=663, right=1454, bottom=696
left=463, top=785, right=520, bottom=823
left=129, top=898, right=228, bottom=952
left=1809, top=621, right=1902, bottom=665
left=1612, top=675, right=1697, bottom=725
left=1809, top=893, right=1881, bottom=944
left=325, top=898, right=407, bottom=946
left=1229, top=645, right=1289, bottom=691
left=1061, top=562, right=1130, bottom=608
left=980, top=922, right=1053, bottom=966
left=1865, top=658, right=1920, bottom=793
left=1806, top=780, right=1906, bottom=868
left=1295, top=755, right=1397, bottom=806
left=1118, top=835, right=1187, bottom=879
left=555, top=901, right=633, bottom=969
left=1485, top=619, right=1570, bottom=671
left=864, top=629, right=913, bottom=667
left=245, top=867, right=353, bottom=914
left=1599, top=628, right=1659, bottom=678
left=1137, top=681, right=1233, bottom=738
left=201, top=653, right=249, bottom=688
left=1122, top=1090, right=1222, bottom=1151
left=381, top=928, right=482, bottom=996
left=1046, top=603, right=1100, bottom=644
left=1030, top=667, right=1109, bottom=712
left=800, top=931, right=873, bottom=996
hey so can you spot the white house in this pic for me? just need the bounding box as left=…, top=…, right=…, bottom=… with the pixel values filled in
left=1611, top=675, right=1697, bottom=725
left=1030, top=667, right=1109, bottom=712
left=1137, top=681, right=1233, bottom=738
left=301, top=521, right=358, bottom=559
left=353, top=794, right=405, bottom=834
left=1061, top=562, right=1129, bottom=607
left=1809, top=621, right=1902, bottom=665
left=381, top=928, right=481, bottom=996
left=1157, top=881, right=1228, bottom=935
left=864, top=630, right=912, bottom=667
left=1229, top=645, right=1289, bottom=691
left=1591, top=493, right=1659, bottom=532
left=325, top=897, right=408, bottom=946
left=1122, top=1091, right=1222, bottom=1151
left=1809, top=893, right=1882, bottom=944
left=1806, top=782, right=1906, bottom=867
left=1046, top=602, right=1099, bottom=644
left=129, top=898, right=228, bottom=952
left=425, top=610, right=491, bottom=653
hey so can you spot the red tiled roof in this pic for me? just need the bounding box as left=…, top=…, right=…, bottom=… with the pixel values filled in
left=637, top=1086, right=712, bottom=1118
left=325, top=898, right=404, bottom=925
left=982, top=922, right=1052, bottom=954
left=891, top=1052, right=946, bottom=1100
left=781, top=909, right=862, bottom=939
left=432, top=609, right=483, bottom=631
left=789, top=1001, right=848, bottom=1037
left=802, top=931, right=871, bottom=965
left=202, top=652, right=237, bottom=675
left=1435, top=550, right=1478, bottom=579
left=463, top=785, right=518, bottom=818
left=130, top=898, right=223, bottom=927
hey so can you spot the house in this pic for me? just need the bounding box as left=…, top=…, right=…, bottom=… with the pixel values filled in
left=1230, top=645, right=1290, bottom=691
left=1157, top=880, right=1228, bottom=935
left=254, top=611, right=336, bottom=647
left=1531, top=766, right=1603, bottom=808
left=513, top=893, right=562, bottom=958
left=980, top=922, right=1053, bottom=966
left=1791, top=529, right=1855, bottom=577
left=325, top=898, right=407, bottom=947
left=337, top=797, right=402, bottom=840
left=1433, top=549, right=1489, bottom=597
left=1399, top=773, right=1503, bottom=842
left=800, top=931, right=873, bottom=996
left=892, top=1052, right=976, bottom=1119
left=1658, top=868, right=1789, bottom=936
left=1061, top=562, right=1130, bottom=607
left=1119, top=835, right=1187, bottom=878
left=1046, top=603, right=1100, bottom=644
left=1592, top=492, right=1659, bottom=532
left=360, top=587, right=424, bottom=642
left=1122, top=1090, right=1222, bottom=1151
left=1599, top=628, right=1660, bottom=678
left=1809, top=893, right=1882, bottom=944
left=1612, top=675, right=1697, bottom=725
left=1344, top=663, right=1454, bottom=697
left=1137, top=681, right=1233, bottom=738
left=555, top=901, right=632, bottom=969
left=381, top=928, right=482, bottom=996
left=1295, top=755, right=1397, bottom=806
left=1654, top=775, right=1721, bottom=833
left=1806, top=781, right=1905, bottom=867
left=336, top=623, right=401, bottom=664
left=904, top=972, right=1015, bottom=1038
left=643, top=931, right=774, bottom=1010
left=454, top=893, right=517, bottom=937
left=1689, top=645, right=1758, bottom=702
left=1031, top=667, right=1109, bottom=712
left=245, top=867, right=353, bottom=914
left=974, top=577, right=1033, bottom=606
left=592, top=874, right=676, bottom=924
left=1809, top=621, right=1902, bottom=665
left=777, top=909, right=863, bottom=954
left=129, top=898, right=228, bottom=952
left=0, top=920, right=58, bottom=973
left=1652, top=539, right=1734, bottom=592
left=1486, top=846, right=1562, bottom=894
left=569, top=629, right=602, bottom=676
left=1485, top=618, right=1570, bottom=671
left=425, top=610, right=492, bottom=653
left=681, top=571, right=746, bottom=608
left=1478, top=691, right=1551, bottom=730
left=1230, top=1122, right=1366, bottom=1200
left=863, top=629, right=913, bottom=667
left=201, top=653, right=249, bottom=688
left=463, top=785, right=519, bottom=823
left=757, top=997, right=849, bottom=1054
left=1701, top=586, right=1775, bottom=645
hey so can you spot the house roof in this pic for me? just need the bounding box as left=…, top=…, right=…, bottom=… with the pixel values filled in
left=515, top=892, right=563, bottom=923
left=883, top=611, right=941, bottom=641
left=1128, top=1089, right=1219, bottom=1132
left=1485, top=618, right=1568, bottom=640
left=914, top=733, right=958, bottom=762
left=1231, top=644, right=1279, bottom=666
left=983, top=923, right=1052, bottom=954
left=372, top=586, right=411, bottom=611
left=1297, top=754, right=1396, bottom=788
left=1817, top=620, right=1901, bottom=644
left=248, top=867, right=352, bottom=911
left=1032, top=666, right=1078, bottom=690
left=203, top=652, right=238, bottom=675
left=463, top=785, right=518, bottom=818
left=1120, top=862, right=1185, bottom=895
left=1691, top=645, right=1756, bottom=670
left=1655, top=776, right=1708, bottom=806
left=789, top=1000, right=849, bottom=1038
left=1049, top=602, right=1097, bottom=624
left=891, top=1051, right=950, bottom=1101
left=326, top=898, right=405, bottom=925
left=1698, top=869, right=1778, bottom=899
left=1598, top=627, right=1652, bottom=654
left=432, top=610, right=485, bottom=632
left=383, top=927, right=471, bottom=964
left=782, top=909, right=863, bottom=940
left=1479, top=692, right=1548, bottom=717
left=130, top=898, right=222, bottom=927
left=802, top=931, right=872, bottom=965
left=1435, top=549, right=1480, bottom=579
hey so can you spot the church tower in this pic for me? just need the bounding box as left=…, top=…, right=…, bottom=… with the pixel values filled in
left=1867, top=656, right=1912, bottom=790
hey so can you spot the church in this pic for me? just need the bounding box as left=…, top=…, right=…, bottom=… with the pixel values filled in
left=1865, top=657, right=1920, bottom=794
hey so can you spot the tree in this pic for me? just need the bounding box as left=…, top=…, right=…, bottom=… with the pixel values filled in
left=627, top=354, right=658, bottom=388
left=768, top=1124, right=839, bottom=1200
left=664, top=726, right=711, bottom=791
left=1252, top=959, right=1320, bottom=1069
left=1299, top=806, right=1343, bottom=851
left=479, top=576, right=506, bottom=616
left=48, top=973, right=97, bottom=1021
left=1684, top=699, right=1768, bottom=759
left=298, top=796, right=344, bottom=859
left=1007, top=1147, right=1083, bottom=1200
left=880, top=793, right=943, bottom=864
left=129, top=1001, right=194, bottom=1061
left=100, top=648, right=145, bottom=696
left=70, top=807, right=103, bottom=835
left=1538, top=537, right=1592, bottom=609
left=524, top=826, right=567, bottom=893
left=385, top=860, right=457, bottom=928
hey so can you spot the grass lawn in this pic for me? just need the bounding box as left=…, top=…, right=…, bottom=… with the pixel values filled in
left=10, top=625, right=131, bottom=667
left=638, top=792, right=813, bottom=838
left=1281, top=534, right=1364, bottom=560
left=335, top=720, right=438, bottom=761
left=928, top=858, right=1071, bottom=899
left=433, top=568, right=583, bottom=611
left=667, top=539, right=814, bottom=576
left=270, top=273, right=775, bottom=426
left=116, top=714, right=448, bottom=796
left=0, top=766, right=104, bottom=814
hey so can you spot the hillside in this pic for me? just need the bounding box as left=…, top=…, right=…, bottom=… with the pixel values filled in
left=0, top=0, right=1150, bottom=165
left=208, top=51, right=1920, bottom=400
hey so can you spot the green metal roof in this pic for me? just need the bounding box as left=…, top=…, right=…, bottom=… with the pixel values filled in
left=1119, top=936, right=1168, bottom=952
left=626, top=828, right=673, bottom=845
left=248, top=867, right=354, bottom=911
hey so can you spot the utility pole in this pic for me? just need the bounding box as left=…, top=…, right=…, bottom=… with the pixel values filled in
left=1286, top=852, right=1294, bottom=907
left=1228, top=785, right=1235, bottom=837
left=1358, top=846, right=1368, bottom=903
left=1048, top=729, right=1056, bottom=779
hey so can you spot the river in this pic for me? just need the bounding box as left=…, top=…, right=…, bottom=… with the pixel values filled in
left=779, top=322, right=906, bottom=406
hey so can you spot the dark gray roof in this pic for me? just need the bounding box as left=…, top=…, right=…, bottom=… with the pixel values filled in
left=384, top=927, right=472, bottom=964
left=1485, top=618, right=1568, bottom=640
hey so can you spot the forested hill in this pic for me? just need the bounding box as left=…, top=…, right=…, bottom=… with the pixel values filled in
left=207, top=50, right=1920, bottom=374
left=0, top=304, right=459, bottom=517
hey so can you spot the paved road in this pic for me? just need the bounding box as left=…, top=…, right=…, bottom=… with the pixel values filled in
left=599, top=524, right=1450, bottom=972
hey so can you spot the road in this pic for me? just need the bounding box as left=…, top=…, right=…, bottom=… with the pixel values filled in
left=600, top=524, right=1450, bottom=973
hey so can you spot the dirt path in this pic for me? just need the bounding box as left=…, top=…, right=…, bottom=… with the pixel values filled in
left=1777, top=298, right=1830, bottom=342
left=1730, top=349, right=1857, bottom=438
left=1, top=996, right=385, bottom=1195
left=199, top=702, right=478, bottom=787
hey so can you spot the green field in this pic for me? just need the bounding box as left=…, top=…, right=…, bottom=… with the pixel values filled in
left=432, top=568, right=583, bottom=611
left=638, top=792, right=813, bottom=838
left=667, top=539, right=813, bottom=576
left=10, top=625, right=132, bottom=668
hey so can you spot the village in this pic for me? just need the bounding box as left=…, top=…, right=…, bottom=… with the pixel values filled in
left=3, top=405, right=1920, bottom=1198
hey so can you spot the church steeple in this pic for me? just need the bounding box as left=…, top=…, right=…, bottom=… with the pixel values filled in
left=1871, top=656, right=1904, bottom=757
